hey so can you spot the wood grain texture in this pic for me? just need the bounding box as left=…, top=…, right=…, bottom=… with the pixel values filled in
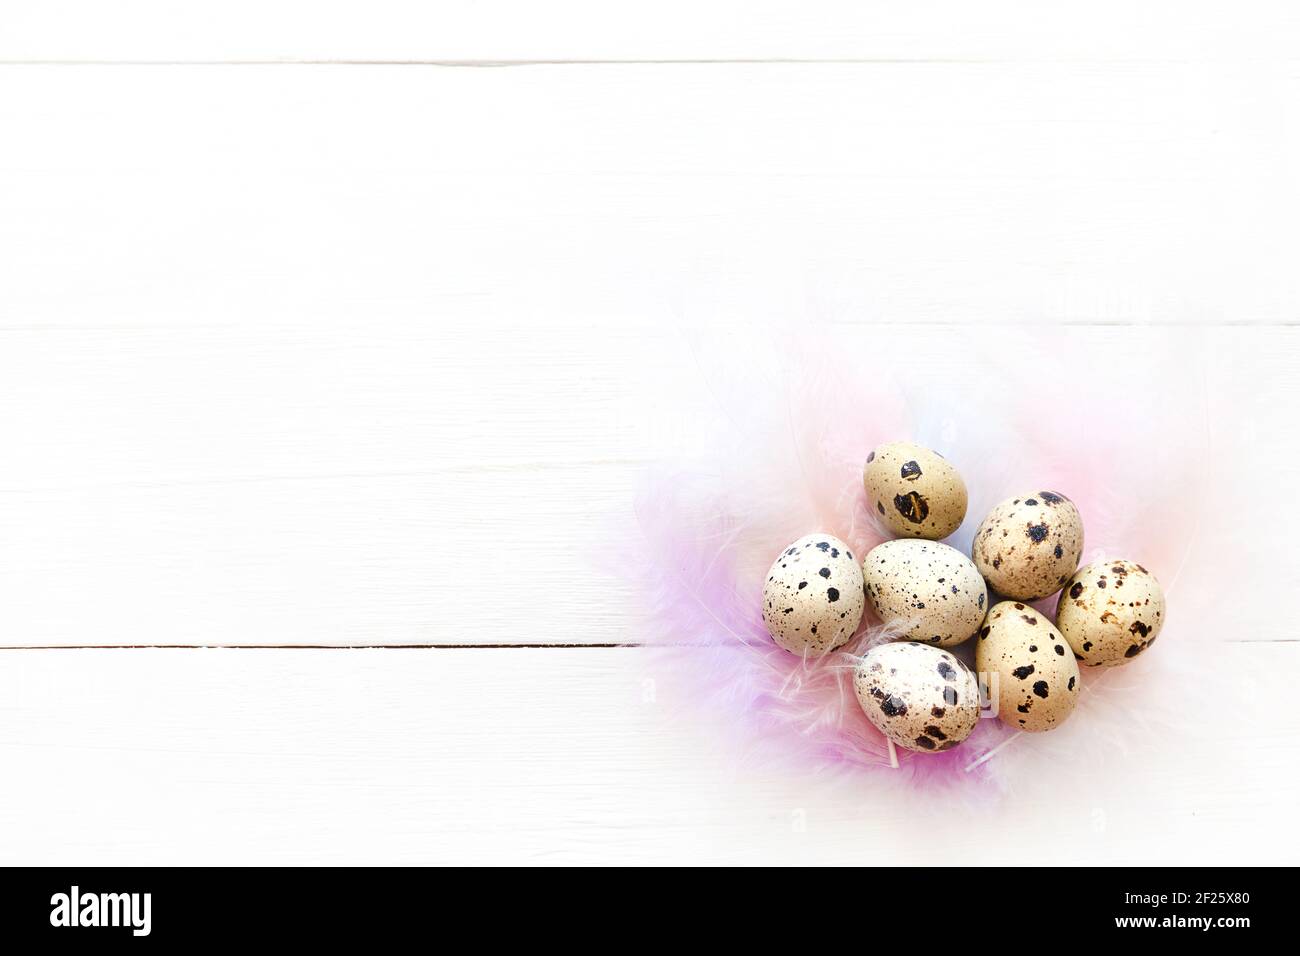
left=1, top=65, right=1297, bottom=645
left=0, top=323, right=1294, bottom=646
left=1, top=64, right=1298, bottom=330
left=2, top=16, right=1299, bottom=866
left=3, top=2, right=1299, bottom=63
left=0, top=645, right=1292, bottom=865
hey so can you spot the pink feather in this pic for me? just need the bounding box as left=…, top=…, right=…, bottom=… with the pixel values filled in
left=630, top=325, right=1215, bottom=790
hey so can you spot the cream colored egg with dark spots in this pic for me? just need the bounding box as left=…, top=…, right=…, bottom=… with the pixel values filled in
left=1056, top=559, right=1166, bottom=667
left=975, top=601, right=1080, bottom=732
left=854, top=642, right=980, bottom=753
left=863, top=441, right=967, bottom=540
left=971, top=491, right=1083, bottom=601
left=761, top=534, right=865, bottom=656
left=861, top=539, right=987, bottom=647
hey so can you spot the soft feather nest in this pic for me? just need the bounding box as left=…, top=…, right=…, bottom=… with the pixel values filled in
left=632, top=325, right=1217, bottom=791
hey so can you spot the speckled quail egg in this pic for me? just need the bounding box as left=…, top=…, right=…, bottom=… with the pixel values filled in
left=761, top=533, right=865, bottom=656
left=1056, top=559, right=1166, bottom=667
left=863, top=441, right=967, bottom=540
left=976, top=601, right=1080, bottom=732
left=861, top=539, right=987, bottom=647
left=854, top=641, right=980, bottom=753
left=971, top=491, right=1083, bottom=600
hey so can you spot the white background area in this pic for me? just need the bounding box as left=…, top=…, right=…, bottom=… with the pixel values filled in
left=0, top=3, right=1297, bottom=864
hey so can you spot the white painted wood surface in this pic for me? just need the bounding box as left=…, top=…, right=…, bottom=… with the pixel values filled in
left=0, top=646, right=1294, bottom=865
left=3, top=1, right=1298, bottom=62
left=0, top=322, right=1295, bottom=647
left=0, top=6, right=1297, bottom=863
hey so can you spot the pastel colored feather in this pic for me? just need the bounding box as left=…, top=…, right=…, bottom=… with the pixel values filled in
left=631, top=326, right=1216, bottom=790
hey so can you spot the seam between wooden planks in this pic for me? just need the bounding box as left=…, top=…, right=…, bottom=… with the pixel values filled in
left=4, top=323, right=1300, bottom=332
left=1, top=58, right=1296, bottom=67
left=0, top=641, right=1290, bottom=650
left=0, top=642, right=646, bottom=650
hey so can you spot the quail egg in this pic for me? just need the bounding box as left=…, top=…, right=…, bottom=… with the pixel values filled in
left=854, top=641, right=981, bottom=753
left=972, top=491, right=1083, bottom=600
left=1057, top=559, right=1166, bottom=666
left=861, top=539, right=987, bottom=647
left=761, top=533, right=865, bottom=655
left=976, top=601, right=1080, bottom=732
left=863, top=441, right=967, bottom=540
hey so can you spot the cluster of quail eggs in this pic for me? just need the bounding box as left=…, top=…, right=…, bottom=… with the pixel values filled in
left=761, top=441, right=1167, bottom=755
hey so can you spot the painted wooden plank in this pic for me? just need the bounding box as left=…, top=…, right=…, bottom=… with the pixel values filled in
left=2, top=66, right=1296, bottom=645
left=2, top=2, right=1298, bottom=63
left=1, top=64, right=1297, bottom=330
left=0, top=323, right=1292, bottom=646
left=0, top=645, right=1292, bottom=864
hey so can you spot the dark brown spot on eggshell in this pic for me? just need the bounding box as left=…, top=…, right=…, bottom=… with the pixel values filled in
left=893, top=491, right=929, bottom=524
left=880, top=695, right=908, bottom=717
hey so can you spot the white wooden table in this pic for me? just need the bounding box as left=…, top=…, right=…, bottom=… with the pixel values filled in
left=1, top=3, right=1297, bottom=865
